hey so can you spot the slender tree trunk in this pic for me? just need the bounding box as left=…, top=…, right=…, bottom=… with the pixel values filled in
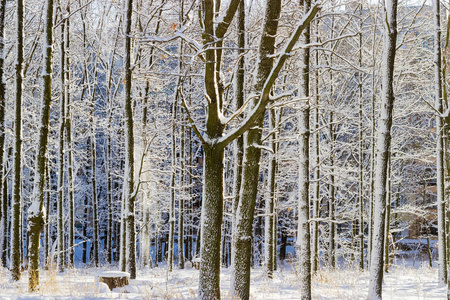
left=44, top=164, right=50, bottom=266
left=107, top=131, right=113, bottom=265
left=298, top=106, right=312, bottom=300
left=232, top=0, right=245, bottom=226
left=105, top=21, right=121, bottom=266
left=328, top=111, right=336, bottom=269
left=265, top=108, right=277, bottom=278
left=0, top=0, right=6, bottom=270
left=177, top=0, right=185, bottom=270
left=83, top=196, right=88, bottom=264
left=384, top=157, right=391, bottom=273
left=57, top=12, right=66, bottom=272
left=1, top=151, right=8, bottom=268
left=438, top=0, right=450, bottom=285
left=10, top=0, right=24, bottom=282
left=28, top=0, right=54, bottom=291
left=141, top=81, right=150, bottom=267
left=168, top=97, right=177, bottom=272
left=311, top=22, right=320, bottom=274
left=358, top=3, right=365, bottom=270
left=368, top=0, right=397, bottom=298
left=89, top=133, right=99, bottom=267
left=179, top=118, right=185, bottom=269
left=368, top=14, right=378, bottom=268
left=64, top=4, right=74, bottom=267
left=297, top=0, right=312, bottom=295
left=121, top=0, right=136, bottom=279
left=187, top=125, right=193, bottom=263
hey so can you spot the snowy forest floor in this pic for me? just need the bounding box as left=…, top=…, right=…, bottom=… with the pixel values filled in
left=0, top=259, right=445, bottom=299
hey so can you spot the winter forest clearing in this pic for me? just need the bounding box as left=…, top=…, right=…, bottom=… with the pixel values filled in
left=1, top=0, right=450, bottom=299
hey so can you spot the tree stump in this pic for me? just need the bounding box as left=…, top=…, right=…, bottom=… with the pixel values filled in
left=97, top=271, right=130, bottom=291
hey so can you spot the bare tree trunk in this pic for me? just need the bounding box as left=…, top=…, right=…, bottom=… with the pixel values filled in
left=44, top=164, right=50, bottom=266
left=10, top=0, right=24, bottom=282
left=1, top=150, right=8, bottom=268
left=177, top=0, right=185, bottom=270
left=368, top=13, right=378, bottom=268
left=168, top=97, right=177, bottom=272
left=265, top=108, right=277, bottom=278
left=358, top=3, right=365, bottom=270
left=57, top=9, right=66, bottom=271
left=64, top=3, right=74, bottom=267
left=121, top=0, right=137, bottom=279
left=199, top=146, right=225, bottom=299
left=231, top=1, right=282, bottom=298
left=0, top=0, right=6, bottom=270
left=232, top=0, right=245, bottom=227
left=437, top=0, right=449, bottom=285
left=179, top=117, right=185, bottom=269
left=384, top=157, right=391, bottom=273
left=28, top=0, right=54, bottom=291
left=368, top=0, right=397, bottom=298
left=328, top=111, right=336, bottom=269
left=298, top=107, right=312, bottom=300
left=197, top=1, right=319, bottom=298
left=312, top=21, right=320, bottom=274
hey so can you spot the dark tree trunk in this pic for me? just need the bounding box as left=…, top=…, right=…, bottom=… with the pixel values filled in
left=10, top=0, right=24, bottom=282
left=28, top=0, right=54, bottom=291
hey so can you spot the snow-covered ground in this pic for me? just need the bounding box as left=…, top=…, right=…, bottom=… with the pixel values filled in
left=0, top=261, right=445, bottom=299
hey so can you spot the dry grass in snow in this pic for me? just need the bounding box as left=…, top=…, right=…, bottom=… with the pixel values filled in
left=0, top=261, right=445, bottom=299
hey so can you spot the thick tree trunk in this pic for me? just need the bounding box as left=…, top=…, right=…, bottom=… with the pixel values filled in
left=368, top=0, right=397, bottom=298
left=231, top=1, right=281, bottom=298
left=197, top=1, right=318, bottom=298
left=199, top=146, right=224, bottom=300
left=28, top=0, right=54, bottom=291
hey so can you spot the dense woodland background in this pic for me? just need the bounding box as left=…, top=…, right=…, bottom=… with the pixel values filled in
left=0, top=0, right=447, bottom=299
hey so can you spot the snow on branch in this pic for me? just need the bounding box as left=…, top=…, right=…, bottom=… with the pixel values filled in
left=216, top=4, right=320, bottom=148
